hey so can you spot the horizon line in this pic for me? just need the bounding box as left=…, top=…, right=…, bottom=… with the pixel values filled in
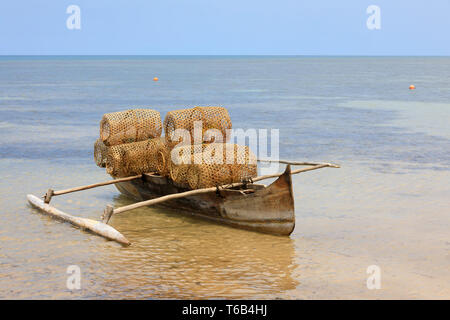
left=1, top=54, right=450, bottom=58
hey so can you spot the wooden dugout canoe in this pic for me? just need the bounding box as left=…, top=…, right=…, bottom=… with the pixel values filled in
left=112, top=165, right=296, bottom=236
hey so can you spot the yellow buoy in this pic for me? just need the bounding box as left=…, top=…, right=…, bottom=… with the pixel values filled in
left=153, top=77, right=159, bottom=81
left=409, top=85, right=415, bottom=90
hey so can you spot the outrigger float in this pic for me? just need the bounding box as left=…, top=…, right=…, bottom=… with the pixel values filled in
left=27, top=160, right=339, bottom=245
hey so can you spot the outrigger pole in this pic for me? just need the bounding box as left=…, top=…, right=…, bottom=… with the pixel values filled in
left=27, top=161, right=339, bottom=245
left=43, top=174, right=144, bottom=204
left=257, top=159, right=340, bottom=167
left=101, top=162, right=340, bottom=224
left=42, top=160, right=338, bottom=204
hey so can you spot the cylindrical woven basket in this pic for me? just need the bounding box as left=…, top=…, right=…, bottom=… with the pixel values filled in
left=94, top=138, right=108, bottom=168
left=187, top=164, right=235, bottom=190
left=153, top=137, right=170, bottom=176
left=163, top=106, right=232, bottom=146
left=105, top=137, right=167, bottom=177
left=169, top=164, right=191, bottom=187
left=169, top=143, right=257, bottom=189
left=167, top=145, right=202, bottom=187
left=100, top=109, right=162, bottom=146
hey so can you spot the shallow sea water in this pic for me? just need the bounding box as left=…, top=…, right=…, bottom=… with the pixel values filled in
left=0, top=56, right=449, bottom=299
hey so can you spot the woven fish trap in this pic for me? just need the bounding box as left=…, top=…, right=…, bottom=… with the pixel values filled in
left=169, top=164, right=191, bottom=187
left=187, top=164, right=235, bottom=190
left=168, top=145, right=203, bottom=187
left=169, top=143, right=257, bottom=189
left=100, top=109, right=162, bottom=146
left=153, top=137, right=171, bottom=176
left=163, top=106, right=232, bottom=145
left=94, top=138, right=108, bottom=168
left=105, top=138, right=165, bottom=177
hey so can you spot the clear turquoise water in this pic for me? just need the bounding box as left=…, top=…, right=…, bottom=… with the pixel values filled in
left=0, top=57, right=449, bottom=299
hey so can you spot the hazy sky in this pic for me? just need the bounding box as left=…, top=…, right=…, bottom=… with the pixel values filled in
left=0, top=0, right=449, bottom=55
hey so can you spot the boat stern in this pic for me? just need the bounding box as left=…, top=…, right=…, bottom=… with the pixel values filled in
left=220, top=165, right=296, bottom=235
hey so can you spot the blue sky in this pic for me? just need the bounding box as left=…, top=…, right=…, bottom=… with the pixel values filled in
left=0, top=0, right=449, bottom=55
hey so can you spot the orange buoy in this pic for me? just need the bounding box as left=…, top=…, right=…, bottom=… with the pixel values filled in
left=153, top=77, right=159, bottom=81
left=409, top=85, right=415, bottom=90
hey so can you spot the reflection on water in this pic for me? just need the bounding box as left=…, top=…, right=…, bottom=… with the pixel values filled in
left=0, top=57, right=449, bottom=299
left=92, top=195, right=298, bottom=299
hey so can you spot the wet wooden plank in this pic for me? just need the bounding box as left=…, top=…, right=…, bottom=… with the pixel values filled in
left=27, top=194, right=130, bottom=245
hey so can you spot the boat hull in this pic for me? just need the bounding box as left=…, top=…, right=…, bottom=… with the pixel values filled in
left=113, top=166, right=296, bottom=236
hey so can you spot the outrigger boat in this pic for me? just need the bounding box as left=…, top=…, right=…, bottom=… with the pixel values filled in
left=114, top=165, right=295, bottom=236
left=27, top=160, right=339, bottom=245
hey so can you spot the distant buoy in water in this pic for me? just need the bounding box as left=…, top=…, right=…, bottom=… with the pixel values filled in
left=153, top=77, right=159, bottom=81
left=409, top=85, right=415, bottom=90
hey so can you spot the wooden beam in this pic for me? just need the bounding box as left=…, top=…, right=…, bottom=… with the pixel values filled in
left=258, top=159, right=340, bottom=168
left=53, top=174, right=144, bottom=196
left=44, top=188, right=54, bottom=204
left=111, top=163, right=336, bottom=216
left=44, top=174, right=145, bottom=203
left=101, top=205, right=114, bottom=224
